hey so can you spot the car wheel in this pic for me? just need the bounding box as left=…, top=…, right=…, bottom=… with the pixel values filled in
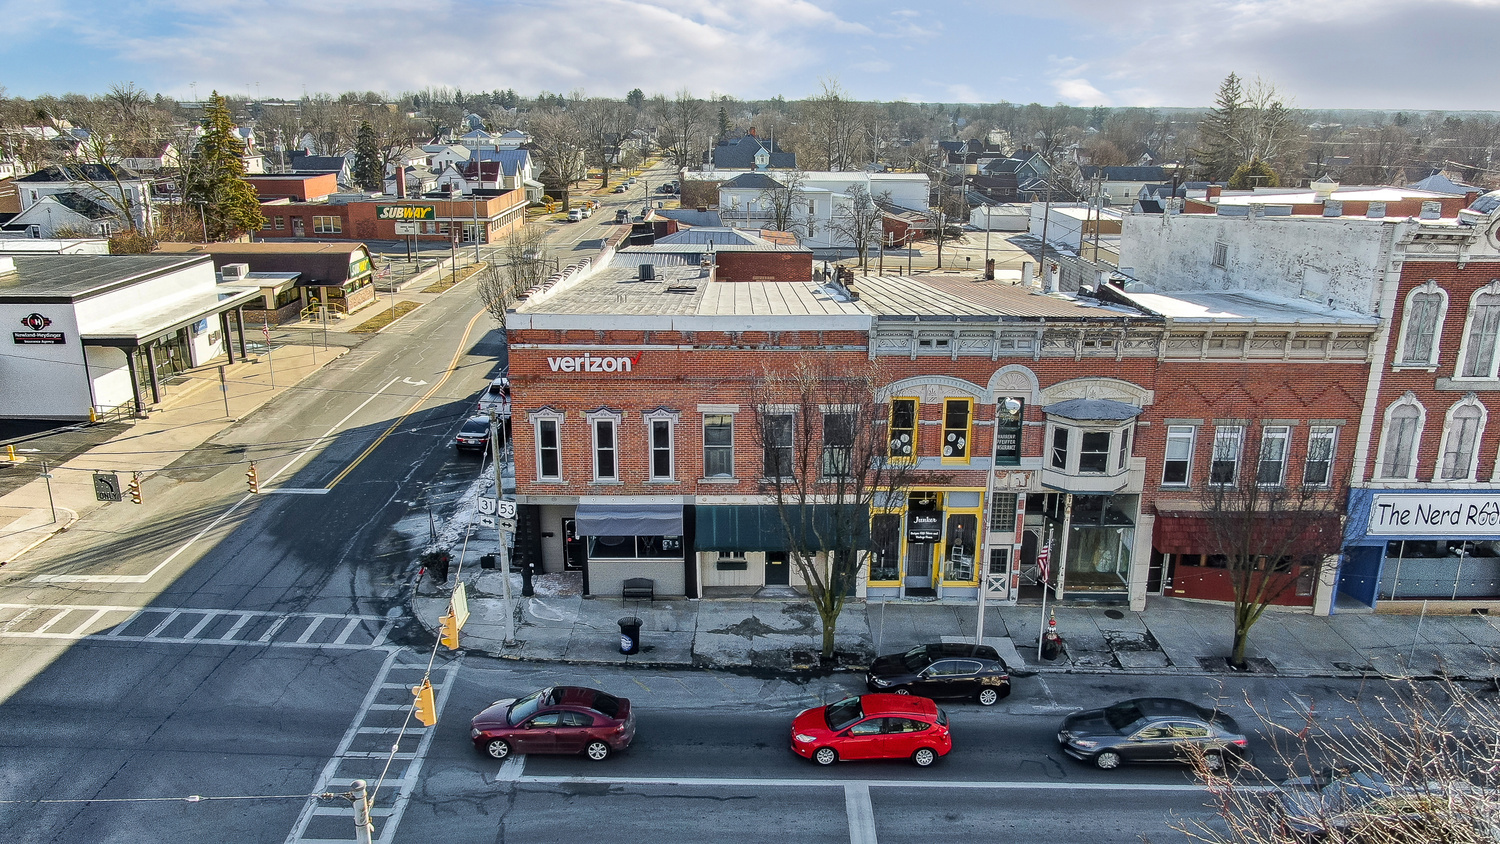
left=977, top=688, right=1000, bottom=706
left=813, top=747, right=838, bottom=766
left=485, top=739, right=511, bottom=760
left=893, top=687, right=911, bottom=695
left=585, top=740, right=611, bottom=761
left=912, top=747, right=937, bottom=767
left=1094, top=750, right=1122, bottom=770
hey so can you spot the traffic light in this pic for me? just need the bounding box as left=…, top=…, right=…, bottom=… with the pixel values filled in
left=246, top=462, right=259, bottom=494
left=412, top=679, right=437, bottom=726
left=127, top=473, right=142, bottom=505
left=440, top=611, right=460, bottom=650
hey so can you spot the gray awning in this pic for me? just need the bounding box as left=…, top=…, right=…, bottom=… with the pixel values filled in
left=574, top=502, right=683, bottom=536
left=1042, top=398, right=1143, bottom=421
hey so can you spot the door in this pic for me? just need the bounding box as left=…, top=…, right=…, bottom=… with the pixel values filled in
left=838, top=718, right=887, bottom=760
left=1146, top=549, right=1166, bottom=594
left=1123, top=723, right=1176, bottom=762
left=904, top=543, right=933, bottom=589
left=292, top=217, right=305, bottom=237
left=552, top=710, right=594, bottom=753
left=882, top=718, right=925, bottom=756
left=563, top=519, right=585, bottom=570
left=765, top=551, right=790, bottom=585
left=519, top=712, right=561, bottom=753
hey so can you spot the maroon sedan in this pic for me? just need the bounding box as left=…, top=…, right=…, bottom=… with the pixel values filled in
left=470, top=686, right=634, bottom=761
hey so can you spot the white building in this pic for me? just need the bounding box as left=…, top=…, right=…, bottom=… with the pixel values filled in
left=717, top=171, right=929, bottom=251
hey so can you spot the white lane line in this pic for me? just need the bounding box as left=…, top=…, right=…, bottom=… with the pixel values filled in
left=495, top=755, right=526, bottom=783
left=296, top=616, right=326, bottom=644
left=266, top=488, right=331, bottom=495
left=845, top=783, right=877, bottom=844
left=514, top=774, right=1215, bottom=792
left=33, top=377, right=403, bottom=585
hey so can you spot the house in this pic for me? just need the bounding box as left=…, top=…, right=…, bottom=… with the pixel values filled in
left=715, top=171, right=930, bottom=252
left=708, top=129, right=795, bottom=171
left=5, top=192, right=123, bottom=238
left=118, top=141, right=181, bottom=173
left=13, top=164, right=158, bottom=233
left=1079, top=166, right=1171, bottom=207
left=288, top=150, right=350, bottom=185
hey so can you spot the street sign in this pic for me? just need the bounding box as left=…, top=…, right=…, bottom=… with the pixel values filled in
left=93, top=472, right=122, bottom=502
left=477, top=497, right=495, bottom=515
left=497, top=499, right=517, bottom=520
left=394, top=221, right=418, bottom=235
left=376, top=205, right=436, bottom=221
left=497, top=518, right=517, bottom=534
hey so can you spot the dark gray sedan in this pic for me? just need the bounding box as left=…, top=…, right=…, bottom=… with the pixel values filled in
left=1057, top=697, right=1248, bottom=771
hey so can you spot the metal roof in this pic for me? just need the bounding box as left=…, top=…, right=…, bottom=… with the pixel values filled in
left=853, top=273, right=1152, bottom=321
left=0, top=254, right=209, bottom=302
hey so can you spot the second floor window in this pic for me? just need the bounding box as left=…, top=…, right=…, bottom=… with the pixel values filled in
left=1079, top=431, right=1110, bottom=473
left=994, top=399, right=1023, bottom=465
left=1210, top=425, right=1244, bottom=485
left=822, top=412, right=855, bottom=478
left=1381, top=403, right=1421, bottom=480
left=1461, top=291, right=1500, bottom=378
left=593, top=418, right=617, bottom=481
left=1440, top=403, right=1483, bottom=480
left=889, top=399, right=917, bottom=459
left=1050, top=427, right=1069, bottom=469
left=537, top=419, right=560, bottom=480
left=703, top=414, right=734, bottom=478
left=1400, top=289, right=1442, bottom=365
left=1304, top=426, right=1337, bottom=487
left=1257, top=426, right=1290, bottom=486
left=763, top=413, right=794, bottom=478
left=650, top=419, right=673, bottom=480
left=1162, top=426, right=1195, bottom=486
left=942, top=399, right=971, bottom=461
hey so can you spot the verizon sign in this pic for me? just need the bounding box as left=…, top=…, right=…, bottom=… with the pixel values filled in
left=1367, top=493, right=1500, bottom=537
left=547, top=351, right=642, bottom=373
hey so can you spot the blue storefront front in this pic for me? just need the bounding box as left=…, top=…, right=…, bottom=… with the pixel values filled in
left=1339, top=488, right=1500, bottom=610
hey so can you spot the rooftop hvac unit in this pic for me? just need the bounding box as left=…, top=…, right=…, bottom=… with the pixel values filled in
left=221, top=263, right=250, bottom=282
left=639, top=263, right=655, bottom=281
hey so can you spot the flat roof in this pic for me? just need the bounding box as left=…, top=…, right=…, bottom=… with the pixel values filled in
left=84, top=285, right=262, bottom=343
left=1116, top=289, right=1379, bottom=327
left=854, top=273, right=1151, bottom=321
left=1212, top=187, right=1452, bottom=207
left=0, top=254, right=209, bottom=302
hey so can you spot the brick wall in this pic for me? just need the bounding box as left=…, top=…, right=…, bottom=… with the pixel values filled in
left=715, top=251, right=811, bottom=282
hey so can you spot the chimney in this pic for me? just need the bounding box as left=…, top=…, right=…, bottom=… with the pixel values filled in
left=1206, top=185, right=1222, bottom=201
left=984, top=258, right=995, bottom=280
left=395, top=167, right=407, bottom=199
left=747, top=126, right=757, bottom=137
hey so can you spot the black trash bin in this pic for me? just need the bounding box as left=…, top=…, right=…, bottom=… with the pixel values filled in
left=618, top=616, right=642, bottom=655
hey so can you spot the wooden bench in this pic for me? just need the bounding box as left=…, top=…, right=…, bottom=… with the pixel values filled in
left=622, top=577, right=655, bottom=601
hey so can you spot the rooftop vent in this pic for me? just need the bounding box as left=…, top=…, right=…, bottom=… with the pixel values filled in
left=638, top=263, right=655, bottom=281
left=664, top=285, right=697, bottom=294
left=221, top=262, right=250, bottom=282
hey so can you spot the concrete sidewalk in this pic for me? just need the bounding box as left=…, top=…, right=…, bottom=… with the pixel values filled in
left=415, top=570, right=1500, bottom=681
left=0, top=340, right=348, bottom=566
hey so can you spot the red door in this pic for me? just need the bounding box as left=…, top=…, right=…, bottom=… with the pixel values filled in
left=836, top=718, right=887, bottom=760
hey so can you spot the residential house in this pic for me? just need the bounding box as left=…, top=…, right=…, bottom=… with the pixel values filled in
left=1079, top=166, right=1171, bottom=207
left=12, top=164, right=158, bottom=234
left=708, top=129, right=795, bottom=171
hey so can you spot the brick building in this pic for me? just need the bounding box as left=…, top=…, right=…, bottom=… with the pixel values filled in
left=251, top=172, right=528, bottom=245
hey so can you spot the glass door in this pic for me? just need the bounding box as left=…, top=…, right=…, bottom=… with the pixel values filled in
left=904, top=543, right=933, bottom=589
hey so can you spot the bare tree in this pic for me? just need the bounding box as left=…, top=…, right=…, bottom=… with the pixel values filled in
left=750, top=359, right=917, bottom=661
left=926, top=179, right=966, bottom=269
left=574, top=98, right=637, bottom=188
left=479, top=222, right=554, bottom=318
left=527, top=109, right=587, bottom=209
left=826, top=183, right=887, bottom=272
left=1200, top=420, right=1346, bottom=670
left=756, top=169, right=807, bottom=233
left=653, top=90, right=709, bottom=170
left=794, top=79, right=864, bottom=171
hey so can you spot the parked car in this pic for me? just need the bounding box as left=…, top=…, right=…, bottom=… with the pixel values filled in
left=454, top=414, right=491, bottom=451
left=567, top=208, right=583, bottom=222
left=865, top=642, right=1011, bottom=705
left=1057, top=697, right=1248, bottom=771
left=476, top=376, right=510, bottom=416
left=470, top=686, right=634, bottom=761
left=790, top=693, right=951, bottom=767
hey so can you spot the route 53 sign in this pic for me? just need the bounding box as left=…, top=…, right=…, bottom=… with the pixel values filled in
left=477, top=498, right=517, bottom=520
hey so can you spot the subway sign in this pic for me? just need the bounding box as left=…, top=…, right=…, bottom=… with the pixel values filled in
left=375, top=205, right=436, bottom=221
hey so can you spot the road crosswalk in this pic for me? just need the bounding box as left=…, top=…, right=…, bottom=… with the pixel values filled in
left=0, top=603, right=395, bottom=651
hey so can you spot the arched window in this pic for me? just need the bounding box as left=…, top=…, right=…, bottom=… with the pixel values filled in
left=1396, top=281, right=1446, bottom=366
left=1378, top=397, right=1424, bottom=480
left=1437, top=398, right=1486, bottom=481
left=1459, top=283, right=1500, bottom=379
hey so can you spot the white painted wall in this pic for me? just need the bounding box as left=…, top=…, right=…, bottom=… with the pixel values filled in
left=1119, top=211, right=1394, bottom=314
left=85, top=345, right=134, bottom=411
left=187, top=316, right=223, bottom=367
left=0, top=302, right=90, bottom=418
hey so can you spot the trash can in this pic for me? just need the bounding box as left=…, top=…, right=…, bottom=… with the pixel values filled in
left=617, top=616, right=642, bottom=655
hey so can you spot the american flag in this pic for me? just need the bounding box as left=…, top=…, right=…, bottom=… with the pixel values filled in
left=1037, top=544, right=1051, bottom=583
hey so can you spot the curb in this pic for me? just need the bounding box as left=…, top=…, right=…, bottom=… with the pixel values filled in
left=1, top=506, right=80, bottom=566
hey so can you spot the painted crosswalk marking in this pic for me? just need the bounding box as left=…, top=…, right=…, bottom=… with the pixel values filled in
left=0, top=604, right=394, bottom=651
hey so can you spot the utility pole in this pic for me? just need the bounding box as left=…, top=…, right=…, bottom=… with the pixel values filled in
left=489, top=410, right=516, bottom=645
left=1036, top=179, right=1054, bottom=288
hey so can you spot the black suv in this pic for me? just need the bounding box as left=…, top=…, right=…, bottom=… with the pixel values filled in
left=865, top=643, right=1011, bottom=705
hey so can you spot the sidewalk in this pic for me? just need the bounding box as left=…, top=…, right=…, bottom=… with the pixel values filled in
left=416, top=572, right=1500, bottom=681
left=0, top=340, right=347, bottom=565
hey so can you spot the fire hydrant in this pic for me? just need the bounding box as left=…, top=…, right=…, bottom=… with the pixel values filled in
left=1040, top=610, right=1065, bottom=661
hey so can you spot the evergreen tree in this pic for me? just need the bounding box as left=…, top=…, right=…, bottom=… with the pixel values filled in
left=183, top=92, right=265, bottom=241
left=1195, top=73, right=1245, bottom=181
left=352, top=120, right=383, bottom=191
left=1227, top=157, right=1280, bottom=189
left=626, top=88, right=645, bottom=111
left=717, top=105, right=730, bottom=143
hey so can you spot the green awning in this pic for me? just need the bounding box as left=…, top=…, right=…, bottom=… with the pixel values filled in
left=695, top=504, right=869, bottom=552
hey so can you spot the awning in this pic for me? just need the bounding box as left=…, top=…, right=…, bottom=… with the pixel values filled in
left=1152, top=511, right=1342, bottom=555
left=695, top=504, right=869, bottom=552
left=574, top=502, right=683, bottom=536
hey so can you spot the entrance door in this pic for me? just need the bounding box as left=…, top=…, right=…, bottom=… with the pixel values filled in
left=765, top=551, right=790, bottom=585
left=904, top=543, right=933, bottom=589
left=562, top=518, right=585, bottom=570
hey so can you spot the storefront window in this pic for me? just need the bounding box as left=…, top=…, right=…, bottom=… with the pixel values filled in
left=994, top=399, right=1023, bottom=465
left=1061, top=495, right=1136, bottom=593
left=587, top=535, right=684, bottom=559
left=869, top=514, right=901, bottom=582
left=943, top=513, right=978, bottom=581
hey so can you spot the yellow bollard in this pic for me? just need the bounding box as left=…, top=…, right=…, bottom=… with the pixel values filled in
left=4, top=444, right=14, bottom=461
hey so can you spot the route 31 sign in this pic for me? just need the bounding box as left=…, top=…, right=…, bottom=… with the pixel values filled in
left=477, top=498, right=518, bottom=520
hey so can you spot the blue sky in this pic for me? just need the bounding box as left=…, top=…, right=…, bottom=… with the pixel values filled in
left=2, top=0, right=1496, bottom=110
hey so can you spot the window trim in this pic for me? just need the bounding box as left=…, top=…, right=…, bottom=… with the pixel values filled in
left=1256, top=425, right=1291, bottom=487
left=530, top=409, right=565, bottom=481
left=1434, top=397, right=1486, bottom=482
left=1393, top=280, right=1447, bottom=368
left=1303, top=425, right=1337, bottom=488
left=761, top=411, right=795, bottom=480
left=994, top=397, right=1024, bottom=466
left=702, top=412, right=735, bottom=479
left=1376, top=395, right=1426, bottom=481
left=888, top=397, right=919, bottom=463
left=821, top=409, right=856, bottom=480
left=1211, top=241, right=1228, bottom=268
left=1209, top=425, right=1244, bottom=486
left=312, top=215, right=343, bottom=234
left=644, top=409, right=678, bottom=482
left=586, top=410, right=623, bottom=482
left=940, top=398, right=973, bottom=465
left=1078, top=430, right=1112, bottom=474
left=1456, top=280, right=1500, bottom=380
left=1162, top=425, right=1196, bottom=487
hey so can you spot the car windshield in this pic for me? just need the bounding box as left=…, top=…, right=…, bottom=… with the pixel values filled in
left=1102, top=700, right=1147, bottom=732
left=461, top=418, right=488, bottom=435
left=825, top=697, right=864, bottom=731
left=507, top=688, right=555, bottom=726
left=901, top=646, right=933, bottom=672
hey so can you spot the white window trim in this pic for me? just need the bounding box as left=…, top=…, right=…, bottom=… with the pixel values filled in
left=585, top=409, right=623, bottom=482
left=1045, top=419, right=1132, bottom=477
left=528, top=408, right=566, bottom=481
left=1209, top=425, right=1244, bottom=486
left=1374, top=393, right=1426, bottom=481
left=1303, top=425, right=1338, bottom=488
left=1434, top=395, right=1487, bottom=483
left=701, top=412, right=736, bottom=480
left=1162, top=425, right=1196, bottom=487
left=643, top=408, right=679, bottom=482
left=1392, top=280, right=1448, bottom=369
left=1256, top=425, right=1291, bottom=488
left=1455, top=279, right=1500, bottom=380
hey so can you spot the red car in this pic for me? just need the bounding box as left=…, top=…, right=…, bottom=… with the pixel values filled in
left=790, top=693, right=952, bottom=767
left=470, top=686, right=634, bottom=762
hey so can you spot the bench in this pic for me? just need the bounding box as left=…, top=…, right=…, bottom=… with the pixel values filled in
left=622, top=577, right=655, bottom=602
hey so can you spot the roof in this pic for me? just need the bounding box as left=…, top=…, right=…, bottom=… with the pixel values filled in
left=1212, top=186, right=1451, bottom=207
left=154, top=242, right=370, bottom=284
left=17, top=163, right=143, bottom=183
left=288, top=152, right=347, bottom=173
left=0, top=254, right=209, bottom=302
left=1113, top=289, right=1379, bottom=327
left=860, top=694, right=939, bottom=717
left=1043, top=398, right=1143, bottom=421
left=710, top=135, right=796, bottom=169
left=1080, top=166, right=1168, bottom=182
left=854, top=273, right=1151, bottom=321
left=1407, top=172, right=1475, bottom=195
left=720, top=172, right=784, bottom=190
left=652, top=208, right=723, bottom=227
left=656, top=228, right=780, bottom=248
left=48, top=192, right=117, bottom=221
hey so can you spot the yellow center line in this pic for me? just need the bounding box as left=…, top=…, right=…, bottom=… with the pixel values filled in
left=324, top=307, right=490, bottom=489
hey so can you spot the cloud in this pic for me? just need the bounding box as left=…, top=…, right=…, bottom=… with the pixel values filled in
left=1054, top=78, right=1110, bottom=106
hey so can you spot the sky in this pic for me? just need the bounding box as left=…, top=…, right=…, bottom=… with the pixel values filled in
left=2, top=0, right=1498, bottom=110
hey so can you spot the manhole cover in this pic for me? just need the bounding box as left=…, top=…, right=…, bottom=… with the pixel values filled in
left=1104, top=609, right=1125, bottom=620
